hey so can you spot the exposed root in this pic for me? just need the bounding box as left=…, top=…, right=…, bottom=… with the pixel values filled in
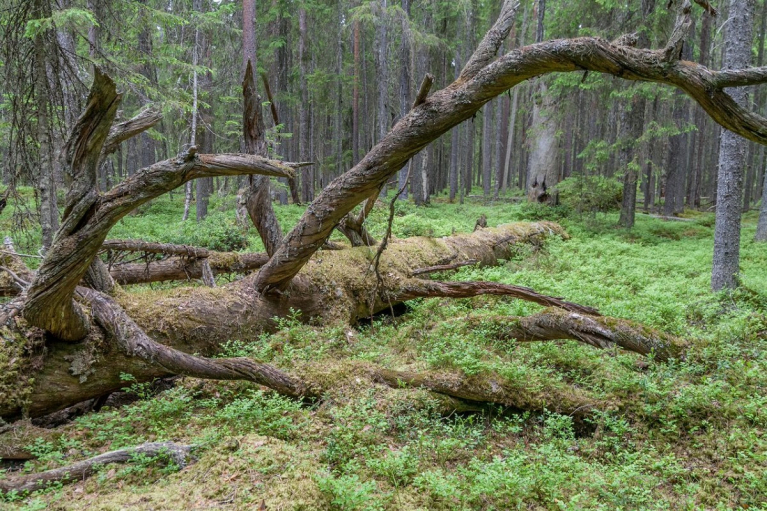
left=0, top=442, right=193, bottom=494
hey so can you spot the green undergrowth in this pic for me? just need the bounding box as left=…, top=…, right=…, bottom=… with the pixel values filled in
left=2, top=192, right=767, bottom=509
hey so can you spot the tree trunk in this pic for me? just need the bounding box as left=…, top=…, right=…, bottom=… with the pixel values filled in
left=34, top=0, right=59, bottom=251
left=299, top=8, right=312, bottom=203
left=482, top=100, right=494, bottom=197
left=756, top=172, right=767, bottom=240
left=2, top=221, right=683, bottom=421
left=526, top=81, right=559, bottom=203
left=712, top=0, right=754, bottom=291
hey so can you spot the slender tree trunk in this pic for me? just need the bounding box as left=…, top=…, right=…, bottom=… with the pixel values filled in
left=34, top=0, right=59, bottom=251
left=398, top=0, right=411, bottom=198
left=352, top=18, right=361, bottom=166
left=299, top=7, right=312, bottom=202
left=482, top=100, right=493, bottom=197
left=712, top=0, right=755, bottom=290
left=183, top=2, right=202, bottom=222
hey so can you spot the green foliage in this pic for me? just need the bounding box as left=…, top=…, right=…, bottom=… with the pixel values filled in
left=556, top=174, right=623, bottom=215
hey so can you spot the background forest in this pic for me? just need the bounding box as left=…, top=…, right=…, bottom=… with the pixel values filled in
left=1, top=0, right=767, bottom=509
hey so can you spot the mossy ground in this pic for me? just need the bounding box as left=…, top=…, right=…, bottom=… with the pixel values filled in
left=1, top=191, right=766, bottom=510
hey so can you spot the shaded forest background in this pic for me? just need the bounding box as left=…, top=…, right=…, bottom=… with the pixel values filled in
left=3, top=0, right=767, bottom=239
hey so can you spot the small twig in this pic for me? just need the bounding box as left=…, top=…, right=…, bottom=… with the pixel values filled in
left=0, top=249, right=42, bottom=259
left=411, top=260, right=479, bottom=277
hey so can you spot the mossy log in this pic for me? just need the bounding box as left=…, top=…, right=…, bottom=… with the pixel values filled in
left=0, top=222, right=682, bottom=422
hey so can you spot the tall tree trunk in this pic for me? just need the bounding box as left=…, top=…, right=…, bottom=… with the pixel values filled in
left=352, top=18, right=361, bottom=166
left=34, top=0, right=59, bottom=251
left=398, top=0, right=411, bottom=198
left=299, top=7, right=312, bottom=202
left=712, top=0, right=755, bottom=290
left=183, top=1, right=202, bottom=222
left=526, top=0, right=558, bottom=204
left=619, top=0, right=654, bottom=227
left=482, top=100, right=493, bottom=197
left=375, top=0, right=390, bottom=196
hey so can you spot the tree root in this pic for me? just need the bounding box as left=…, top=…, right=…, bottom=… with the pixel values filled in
left=0, top=442, right=193, bottom=495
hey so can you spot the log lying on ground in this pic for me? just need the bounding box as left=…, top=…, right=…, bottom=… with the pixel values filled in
left=0, top=442, right=193, bottom=495
left=0, top=222, right=682, bottom=420
left=108, top=251, right=269, bottom=285
left=461, top=310, right=687, bottom=361
left=372, top=368, right=601, bottom=419
left=1, top=223, right=561, bottom=419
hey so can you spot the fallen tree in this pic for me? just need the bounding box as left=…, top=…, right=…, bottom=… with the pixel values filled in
left=0, top=1, right=763, bottom=479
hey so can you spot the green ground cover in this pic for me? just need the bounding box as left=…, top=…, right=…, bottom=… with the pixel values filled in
left=2, top=192, right=766, bottom=510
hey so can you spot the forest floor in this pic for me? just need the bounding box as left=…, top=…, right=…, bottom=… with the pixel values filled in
left=1, top=190, right=766, bottom=510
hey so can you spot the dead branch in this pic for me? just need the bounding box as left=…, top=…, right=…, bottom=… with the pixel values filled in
left=394, top=280, right=601, bottom=316
left=22, top=69, right=301, bottom=342
left=413, top=73, right=435, bottom=108
left=109, top=252, right=268, bottom=285
left=410, top=260, right=479, bottom=276
left=0, top=442, right=193, bottom=495
left=102, top=240, right=210, bottom=258
left=101, top=106, right=162, bottom=158
left=461, top=309, right=687, bottom=361
left=81, top=287, right=312, bottom=399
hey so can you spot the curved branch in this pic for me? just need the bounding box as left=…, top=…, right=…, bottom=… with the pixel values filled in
left=0, top=442, right=192, bottom=495
left=462, top=310, right=687, bottom=361
left=81, top=288, right=311, bottom=399
left=255, top=30, right=767, bottom=292
left=394, top=280, right=600, bottom=315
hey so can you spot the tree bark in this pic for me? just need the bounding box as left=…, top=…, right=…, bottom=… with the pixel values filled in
left=712, top=0, right=755, bottom=290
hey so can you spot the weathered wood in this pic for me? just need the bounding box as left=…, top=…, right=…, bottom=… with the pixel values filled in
left=101, top=106, right=162, bottom=158
left=410, top=259, right=479, bottom=276
left=21, top=70, right=301, bottom=342
left=109, top=252, right=269, bottom=285
left=394, top=280, right=600, bottom=316
left=0, top=442, right=193, bottom=494
left=2, top=223, right=569, bottom=419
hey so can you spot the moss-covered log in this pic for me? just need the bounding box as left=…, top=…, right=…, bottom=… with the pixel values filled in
left=0, top=222, right=684, bottom=421
left=1, top=222, right=561, bottom=419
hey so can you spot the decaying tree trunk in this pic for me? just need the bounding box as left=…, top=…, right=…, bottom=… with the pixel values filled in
left=3, top=0, right=767, bottom=461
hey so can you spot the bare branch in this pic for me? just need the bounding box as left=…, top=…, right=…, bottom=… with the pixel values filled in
left=394, top=280, right=600, bottom=315
left=459, top=0, right=521, bottom=80
left=0, top=442, right=193, bottom=494
left=712, top=66, right=767, bottom=88
left=81, top=288, right=311, bottom=398
left=101, top=106, right=162, bottom=157
left=413, top=73, right=435, bottom=108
